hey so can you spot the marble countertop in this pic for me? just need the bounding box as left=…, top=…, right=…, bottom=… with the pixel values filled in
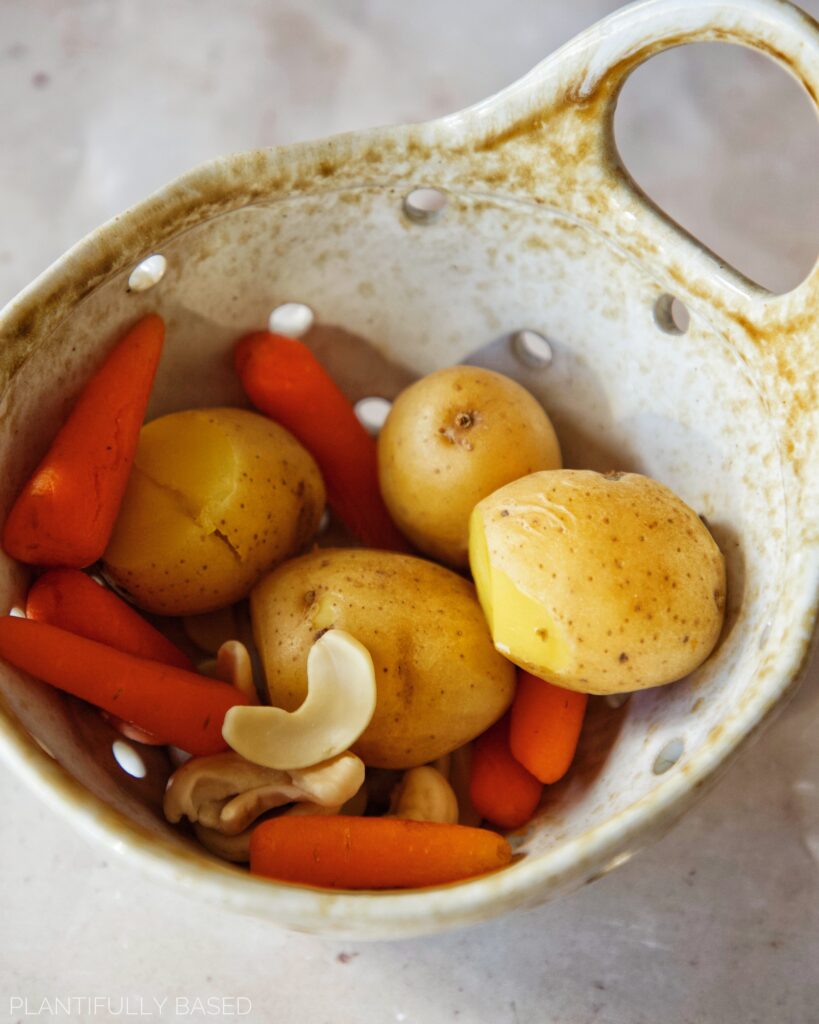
left=1, top=2, right=818, bottom=1021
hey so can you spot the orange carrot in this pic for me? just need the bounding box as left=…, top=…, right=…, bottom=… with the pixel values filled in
left=0, top=617, right=246, bottom=755
left=510, top=671, right=587, bottom=784
left=26, top=568, right=193, bottom=746
left=234, top=332, right=409, bottom=551
left=2, top=314, right=164, bottom=568
left=469, top=713, right=542, bottom=829
left=249, top=815, right=511, bottom=889
left=26, top=569, right=192, bottom=670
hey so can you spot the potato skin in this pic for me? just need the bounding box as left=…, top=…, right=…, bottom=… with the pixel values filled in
left=104, top=408, right=325, bottom=615
left=251, top=548, right=516, bottom=768
left=378, top=366, right=561, bottom=568
left=470, top=470, right=726, bottom=694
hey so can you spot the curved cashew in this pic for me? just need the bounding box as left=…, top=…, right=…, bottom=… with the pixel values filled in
left=289, top=751, right=366, bottom=807
left=164, top=749, right=364, bottom=835
left=198, top=640, right=258, bottom=704
left=286, top=777, right=368, bottom=817
left=222, top=629, right=376, bottom=770
left=389, top=766, right=458, bottom=824
left=216, top=640, right=258, bottom=703
left=194, top=784, right=368, bottom=864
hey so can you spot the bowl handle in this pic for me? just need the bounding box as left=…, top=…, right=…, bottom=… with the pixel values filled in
left=591, top=0, right=819, bottom=306
left=458, top=0, right=819, bottom=321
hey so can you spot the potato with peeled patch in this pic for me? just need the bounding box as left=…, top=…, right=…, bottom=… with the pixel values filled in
left=378, top=366, right=561, bottom=568
left=469, top=470, right=726, bottom=694
left=104, top=408, right=325, bottom=615
left=250, top=548, right=516, bottom=768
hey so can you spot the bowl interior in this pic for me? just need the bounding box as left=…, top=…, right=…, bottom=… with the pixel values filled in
left=0, top=184, right=790, bottom=931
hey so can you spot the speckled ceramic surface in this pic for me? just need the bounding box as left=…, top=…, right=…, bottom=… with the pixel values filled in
left=0, top=0, right=816, bottom=939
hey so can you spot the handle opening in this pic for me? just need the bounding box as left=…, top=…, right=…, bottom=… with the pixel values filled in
left=613, top=40, right=819, bottom=295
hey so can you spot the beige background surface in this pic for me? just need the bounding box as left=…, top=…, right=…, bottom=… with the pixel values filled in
left=1, top=2, right=818, bottom=1022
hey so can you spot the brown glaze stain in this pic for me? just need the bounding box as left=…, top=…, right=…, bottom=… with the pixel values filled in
left=705, top=723, right=726, bottom=746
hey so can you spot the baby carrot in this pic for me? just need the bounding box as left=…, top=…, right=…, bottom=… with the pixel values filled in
left=234, top=332, right=409, bottom=551
left=469, top=713, right=542, bottom=829
left=249, top=815, right=511, bottom=889
left=2, top=314, right=164, bottom=568
left=510, top=671, right=588, bottom=784
left=0, top=617, right=246, bottom=755
left=26, top=569, right=193, bottom=670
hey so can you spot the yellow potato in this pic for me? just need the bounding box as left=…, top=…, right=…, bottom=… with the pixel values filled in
left=378, top=366, right=561, bottom=568
left=104, top=408, right=325, bottom=615
left=251, top=548, right=516, bottom=768
left=469, top=470, right=726, bottom=694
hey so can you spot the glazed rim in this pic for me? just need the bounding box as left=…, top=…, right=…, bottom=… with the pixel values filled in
left=0, top=0, right=817, bottom=936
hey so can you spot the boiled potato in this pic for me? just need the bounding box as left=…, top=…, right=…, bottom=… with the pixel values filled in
left=104, top=408, right=325, bottom=615
left=469, top=470, right=726, bottom=694
left=251, top=548, right=516, bottom=768
left=378, top=366, right=561, bottom=568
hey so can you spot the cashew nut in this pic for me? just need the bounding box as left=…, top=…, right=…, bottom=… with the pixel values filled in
left=287, top=778, right=368, bottom=818
left=222, top=629, right=376, bottom=770
left=389, top=766, right=458, bottom=824
left=198, top=640, right=258, bottom=704
left=194, top=784, right=367, bottom=864
left=163, top=749, right=364, bottom=835
left=216, top=640, right=258, bottom=703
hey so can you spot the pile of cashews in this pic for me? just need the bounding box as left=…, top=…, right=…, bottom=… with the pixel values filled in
left=164, top=622, right=476, bottom=862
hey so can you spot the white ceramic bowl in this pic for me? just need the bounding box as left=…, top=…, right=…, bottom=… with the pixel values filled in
left=0, top=0, right=816, bottom=938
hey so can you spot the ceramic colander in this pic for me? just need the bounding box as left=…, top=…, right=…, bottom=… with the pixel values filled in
left=0, top=0, right=816, bottom=938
